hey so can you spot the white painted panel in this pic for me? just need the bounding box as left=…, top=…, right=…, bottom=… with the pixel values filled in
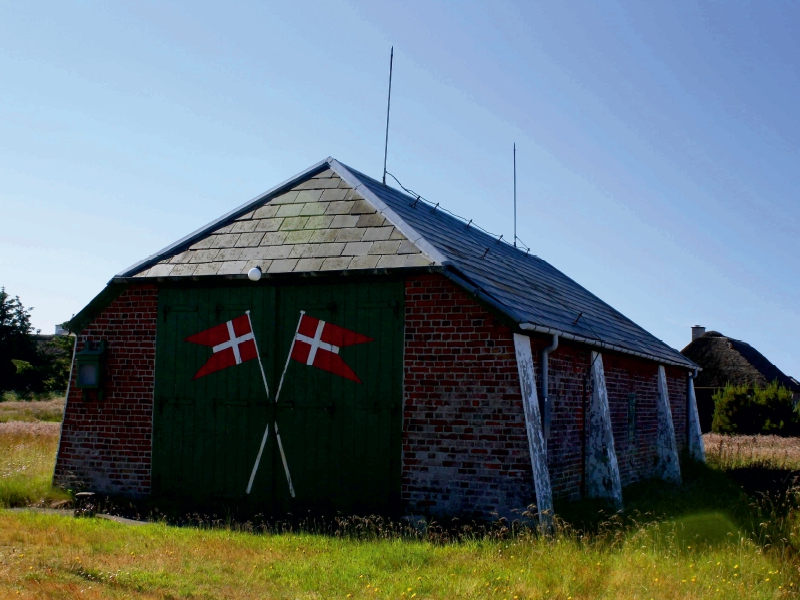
left=513, top=333, right=553, bottom=530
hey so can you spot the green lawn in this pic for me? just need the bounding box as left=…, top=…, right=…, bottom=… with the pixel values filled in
left=1, top=418, right=799, bottom=598
left=0, top=509, right=794, bottom=599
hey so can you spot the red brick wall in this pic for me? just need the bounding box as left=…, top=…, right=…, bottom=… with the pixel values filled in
left=402, top=274, right=690, bottom=516
left=535, top=340, right=590, bottom=501
left=402, top=275, right=534, bottom=519
left=54, top=285, right=157, bottom=496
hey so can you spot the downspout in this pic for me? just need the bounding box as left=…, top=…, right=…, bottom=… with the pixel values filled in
left=541, top=334, right=559, bottom=438
left=52, top=333, right=78, bottom=487
left=687, top=368, right=697, bottom=444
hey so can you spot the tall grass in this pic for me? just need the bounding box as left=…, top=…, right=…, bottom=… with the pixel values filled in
left=0, top=397, right=65, bottom=423
left=705, top=433, right=800, bottom=471
left=0, top=422, right=69, bottom=507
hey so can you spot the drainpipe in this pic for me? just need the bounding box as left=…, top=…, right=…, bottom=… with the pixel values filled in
left=687, top=368, right=698, bottom=443
left=541, top=334, right=559, bottom=438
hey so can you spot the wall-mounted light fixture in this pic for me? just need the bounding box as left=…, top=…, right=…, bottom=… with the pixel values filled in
left=75, top=339, right=107, bottom=400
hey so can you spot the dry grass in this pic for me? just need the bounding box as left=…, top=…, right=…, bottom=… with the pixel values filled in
left=0, top=397, right=64, bottom=423
left=704, top=434, right=800, bottom=471
left=0, top=423, right=69, bottom=508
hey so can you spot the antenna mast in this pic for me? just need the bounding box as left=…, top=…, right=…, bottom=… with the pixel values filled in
left=382, top=47, right=394, bottom=185
left=513, top=143, right=517, bottom=247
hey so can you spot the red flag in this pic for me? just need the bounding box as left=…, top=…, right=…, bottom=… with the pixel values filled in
left=185, top=314, right=258, bottom=379
left=290, top=314, right=373, bottom=383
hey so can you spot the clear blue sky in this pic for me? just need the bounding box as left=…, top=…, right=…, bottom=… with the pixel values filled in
left=2, top=1, right=798, bottom=376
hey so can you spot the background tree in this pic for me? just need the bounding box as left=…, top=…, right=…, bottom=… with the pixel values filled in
left=0, top=287, right=39, bottom=392
left=712, top=381, right=798, bottom=436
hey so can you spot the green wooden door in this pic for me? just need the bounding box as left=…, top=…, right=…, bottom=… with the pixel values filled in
left=153, top=280, right=403, bottom=513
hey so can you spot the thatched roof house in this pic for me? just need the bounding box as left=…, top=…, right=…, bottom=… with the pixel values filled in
left=681, top=327, right=800, bottom=431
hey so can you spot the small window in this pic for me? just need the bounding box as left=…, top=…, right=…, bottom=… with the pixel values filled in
left=627, top=392, right=637, bottom=442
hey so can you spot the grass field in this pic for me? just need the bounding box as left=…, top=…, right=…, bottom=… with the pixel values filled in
left=0, top=397, right=65, bottom=423
left=1, top=411, right=800, bottom=598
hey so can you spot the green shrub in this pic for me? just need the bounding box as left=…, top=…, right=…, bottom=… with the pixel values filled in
left=712, top=381, right=798, bottom=435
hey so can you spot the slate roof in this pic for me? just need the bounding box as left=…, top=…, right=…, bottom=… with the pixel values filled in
left=112, top=157, right=695, bottom=369
left=130, top=167, right=432, bottom=277
left=681, top=331, right=800, bottom=391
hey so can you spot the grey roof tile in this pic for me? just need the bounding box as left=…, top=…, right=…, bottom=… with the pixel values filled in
left=320, top=188, right=350, bottom=202
left=242, top=259, right=269, bottom=274
left=310, top=229, right=339, bottom=243
left=404, top=254, right=433, bottom=267
left=334, top=228, right=365, bottom=243
left=209, top=234, right=241, bottom=248
left=234, top=232, right=265, bottom=247
left=147, top=263, right=175, bottom=277
left=321, top=257, right=353, bottom=270
left=169, top=251, right=191, bottom=264
left=299, top=203, right=327, bottom=216
left=260, top=232, right=288, bottom=246
left=325, top=201, right=355, bottom=215
left=216, top=248, right=244, bottom=261
left=270, top=191, right=300, bottom=204
left=254, top=218, right=284, bottom=232
left=356, top=214, right=386, bottom=228
left=368, top=240, right=401, bottom=255
left=315, top=242, right=346, bottom=257
left=350, top=200, right=376, bottom=215
left=279, top=217, right=310, bottom=230
left=376, top=255, right=406, bottom=269
left=295, top=258, right=325, bottom=271
left=268, top=259, right=299, bottom=273
left=398, top=240, right=419, bottom=254
left=217, top=261, right=248, bottom=275
left=362, top=226, right=394, bottom=242
left=284, top=230, right=315, bottom=244
left=170, top=263, right=198, bottom=276
left=189, top=249, right=220, bottom=263
left=349, top=255, right=380, bottom=269
left=253, top=205, right=280, bottom=219
left=295, top=190, right=325, bottom=203
left=288, top=243, right=319, bottom=259
left=262, top=245, right=293, bottom=260
left=276, top=204, right=304, bottom=217
left=343, top=241, right=373, bottom=256
left=389, top=229, right=407, bottom=240
left=230, top=220, right=258, bottom=233
left=330, top=215, right=359, bottom=229
left=194, top=262, right=221, bottom=276
left=239, top=247, right=273, bottom=261
left=305, top=215, right=335, bottom=229
left=189, top=237, right=215, bottom=250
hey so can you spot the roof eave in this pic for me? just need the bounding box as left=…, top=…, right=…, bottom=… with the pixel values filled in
left=520, top=322, right=698, bottom=370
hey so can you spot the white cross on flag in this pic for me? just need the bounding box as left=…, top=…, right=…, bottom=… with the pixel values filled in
left=186, top=314, right=258, bottom=379
left=290, top=314, right=373, bottom=383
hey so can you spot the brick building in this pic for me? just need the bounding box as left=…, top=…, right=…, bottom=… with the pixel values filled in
left=55, top=158, right=704, bottom=523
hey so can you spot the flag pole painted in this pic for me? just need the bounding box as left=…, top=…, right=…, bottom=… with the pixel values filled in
left=245, top=310, right=272, bottom=495
left=246, top=311, right=304, bottom=497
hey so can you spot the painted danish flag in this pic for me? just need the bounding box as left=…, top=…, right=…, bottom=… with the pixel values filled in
left=186, top=314, right=258, bottom=379
left=290, top=314, right=373, bottom=383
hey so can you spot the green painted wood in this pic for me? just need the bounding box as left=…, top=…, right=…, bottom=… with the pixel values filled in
left=153, top=280, right=403, bottom=514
